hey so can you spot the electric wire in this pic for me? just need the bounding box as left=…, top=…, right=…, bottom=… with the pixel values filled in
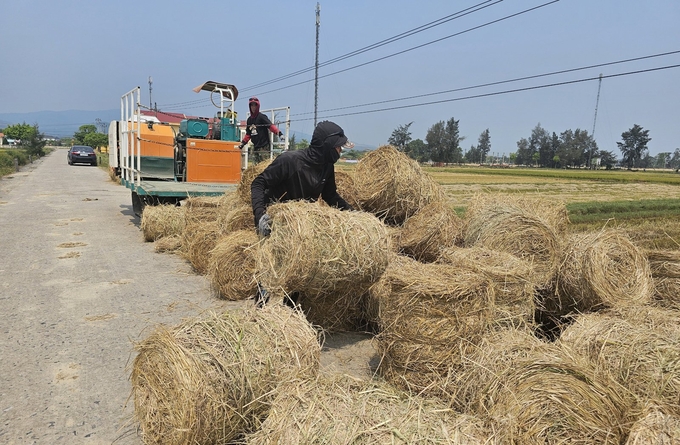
left=294, top=63, right=680, bottom=123
left=250, top=0, right=560, bottom=98
left=240, top=0, right=502, bottom=91
left=291, top=50, right=680, bottom=117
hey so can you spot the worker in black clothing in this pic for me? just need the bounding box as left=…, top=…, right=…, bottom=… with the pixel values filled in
left=238, top=97, right=283, bottom=163
left=251, top=120, right=355, bottom=306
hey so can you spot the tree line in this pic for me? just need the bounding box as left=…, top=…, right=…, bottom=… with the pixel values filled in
left=388, top=119, right=680, bottom=171
left=1, top=122, right=109, bottom=157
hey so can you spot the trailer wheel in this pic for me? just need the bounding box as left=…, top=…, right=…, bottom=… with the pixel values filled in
left=131, top=191, right=145, bottom=217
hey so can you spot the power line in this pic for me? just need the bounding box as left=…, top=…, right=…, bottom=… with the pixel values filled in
left=291, top=50, right=680, bottom=117
left=251, top=0, right=560, bottom=98
left=241, top=0, right=502, bottom=92
left=291, top=64, right=680, bottom=123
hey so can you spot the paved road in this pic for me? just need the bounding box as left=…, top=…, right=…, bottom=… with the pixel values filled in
left=0, top=149, right=376, bottom=445
left=0, top=150, right=238, bottom=444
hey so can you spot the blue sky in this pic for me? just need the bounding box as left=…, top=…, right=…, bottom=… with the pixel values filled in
left=1, top=0, right=678, bottom=156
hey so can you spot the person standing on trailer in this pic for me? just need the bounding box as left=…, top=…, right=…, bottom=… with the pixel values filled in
left=238, top=97, right=283, bottom=163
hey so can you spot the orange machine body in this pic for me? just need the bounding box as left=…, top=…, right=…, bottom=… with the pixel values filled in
left=185, top=138, right=241, bottom=183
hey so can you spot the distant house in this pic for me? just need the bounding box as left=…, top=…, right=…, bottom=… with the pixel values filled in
left=0, top=132, right=4, bottom=146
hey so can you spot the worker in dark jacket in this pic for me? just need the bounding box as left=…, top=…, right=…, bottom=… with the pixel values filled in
left=251, top=120, right=354, bottom=307
left=251, top=120, right=354, bottom=236
left=238, top=97, right=283, bottom=163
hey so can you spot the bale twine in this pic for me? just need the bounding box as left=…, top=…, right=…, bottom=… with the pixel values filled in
left=181, top=220, right=221, bottom=274
left=373, top=254, right=497, bottom=394
left=559, top=310, right=680, bottom=412
left=466, top=193, right=570, bottom=235
left=437, top=246, right=537, bottom=329
left=237, top=159, right=272, bottom=205
left=256, top=201, right=390, bottom=330
left=553, top=230, right=653, bottom=316
left=154, top=234, right=182, bottom=254
left=453, top=328, right=638, bottom=445
left=397, top=201, right=465, bottom=263
left=208, top=230, right=260, bottom=301
left=140, top=204, right=185, bottom=242
left=463, top=198, right=561, bottom=287
left=130, top=305, right=320, bottom=445
left=626, top=404, right=680, bottom=445
left=334, top=170, right=362, bottom=211
left=246, top=374, right=493, bottom=445
left=353, top=145, right=446, bottom=225
left=646, top=249, right=680, bottom=308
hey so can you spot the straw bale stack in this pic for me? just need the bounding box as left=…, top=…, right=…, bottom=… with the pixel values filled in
left=398, top=201, right=465, bottom=262
left=452, top=328, right=638, bottom=445
left=154, top=234, right=182, bottom=253
left=373, top=255, right=497, bottom=394
left=646, top=249, right=680, bottom=308
left=246, top=374, right=494, bottom=445
left=334, top=170, right=362, bottom=211
left=625, top=404, right=680, bottom=445
left=559, top=310, right=680, bottom=412
left=256, top=201, right=390, bottom=329
left=208, top=230, right=260, bottom=300
left=353, top=145, right=447, bottom=225
left=140, top=204, right=185, bottom=242
left=130, top=305, right=320, bottom=445
left=181, top=220, right=221, bottom=274
left=437, top=246, right=537, bottom=328
left=463, top=197, right=561, bottom=287
left=553, top=230, right=652, bottom=316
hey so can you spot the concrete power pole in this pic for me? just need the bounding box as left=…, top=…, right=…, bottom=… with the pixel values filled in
left=314, top=3, right=320, bottom=127
left=588, top=73, right=603, bottom=169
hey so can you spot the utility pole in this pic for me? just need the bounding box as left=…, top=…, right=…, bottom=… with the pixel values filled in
left=314, top=3, right=320, bottom=127
left=588, top=73, right=603, bottom=169
left=148, top=76, right=153, bottom=110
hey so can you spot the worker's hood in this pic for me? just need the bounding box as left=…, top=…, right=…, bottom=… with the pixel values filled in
left=248, top=97, right=260, bottom=117
left=307, top=121, right=349, bottom=164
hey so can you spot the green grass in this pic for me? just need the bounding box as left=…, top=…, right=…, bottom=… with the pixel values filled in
left=567, top=199, right=680, bottom=224
left=426, top=166, right=680, bottom=185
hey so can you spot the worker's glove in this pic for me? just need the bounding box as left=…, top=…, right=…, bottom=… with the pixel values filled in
left=258, top=213, right=272, bottom=237
left=278, top=132, right=284, bottom=139
left=238, top=143, right=245, bottom=149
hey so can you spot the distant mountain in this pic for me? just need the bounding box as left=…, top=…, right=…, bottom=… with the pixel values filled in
left=0, top=109, right=119, bottom=138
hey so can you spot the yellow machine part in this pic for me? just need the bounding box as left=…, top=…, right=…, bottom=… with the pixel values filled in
left=125, top=122, right=176, bottom=158
left=185, top=138, right=241, bottom=183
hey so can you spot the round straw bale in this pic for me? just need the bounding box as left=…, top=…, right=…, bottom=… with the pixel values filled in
left=208, top=230, right=260, bottom=300
left=256, top=201, right=390, bottom=301
left=295, top=288, right=369, bottom=333
left=559, top=310, right=680, bottom=412
left=645, top=249, right=680, bottom=308
left=554, top=230, right=652, bottom=315
left=353, top=145, right=447, bottom=225
left=466, top=193, right=570, bottom=235
left=217, top=202, right=256, bottom=234
left=130, top=305, right=320, bottom=445
left=140, top=204, right=185, bottom=242
left=246, top=374, right=493, bottom=445
left=398, top=201, right=465, bottom=262
left=453, top=328, right=638, bottom=444
left=334, top=170, right=362, bottom=211
left=626, top=404, right=680, bottom=445
left=181, top=220, right=221, bottom=274
left=437, top=246, right=537, bottom=329
left=463, top=199, right=561, bottom=287
left=154, top=234, right=182, bottom=254
left=237, top=159, right=273, bottom=205
left=373, top=255, right=497, bottom=394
